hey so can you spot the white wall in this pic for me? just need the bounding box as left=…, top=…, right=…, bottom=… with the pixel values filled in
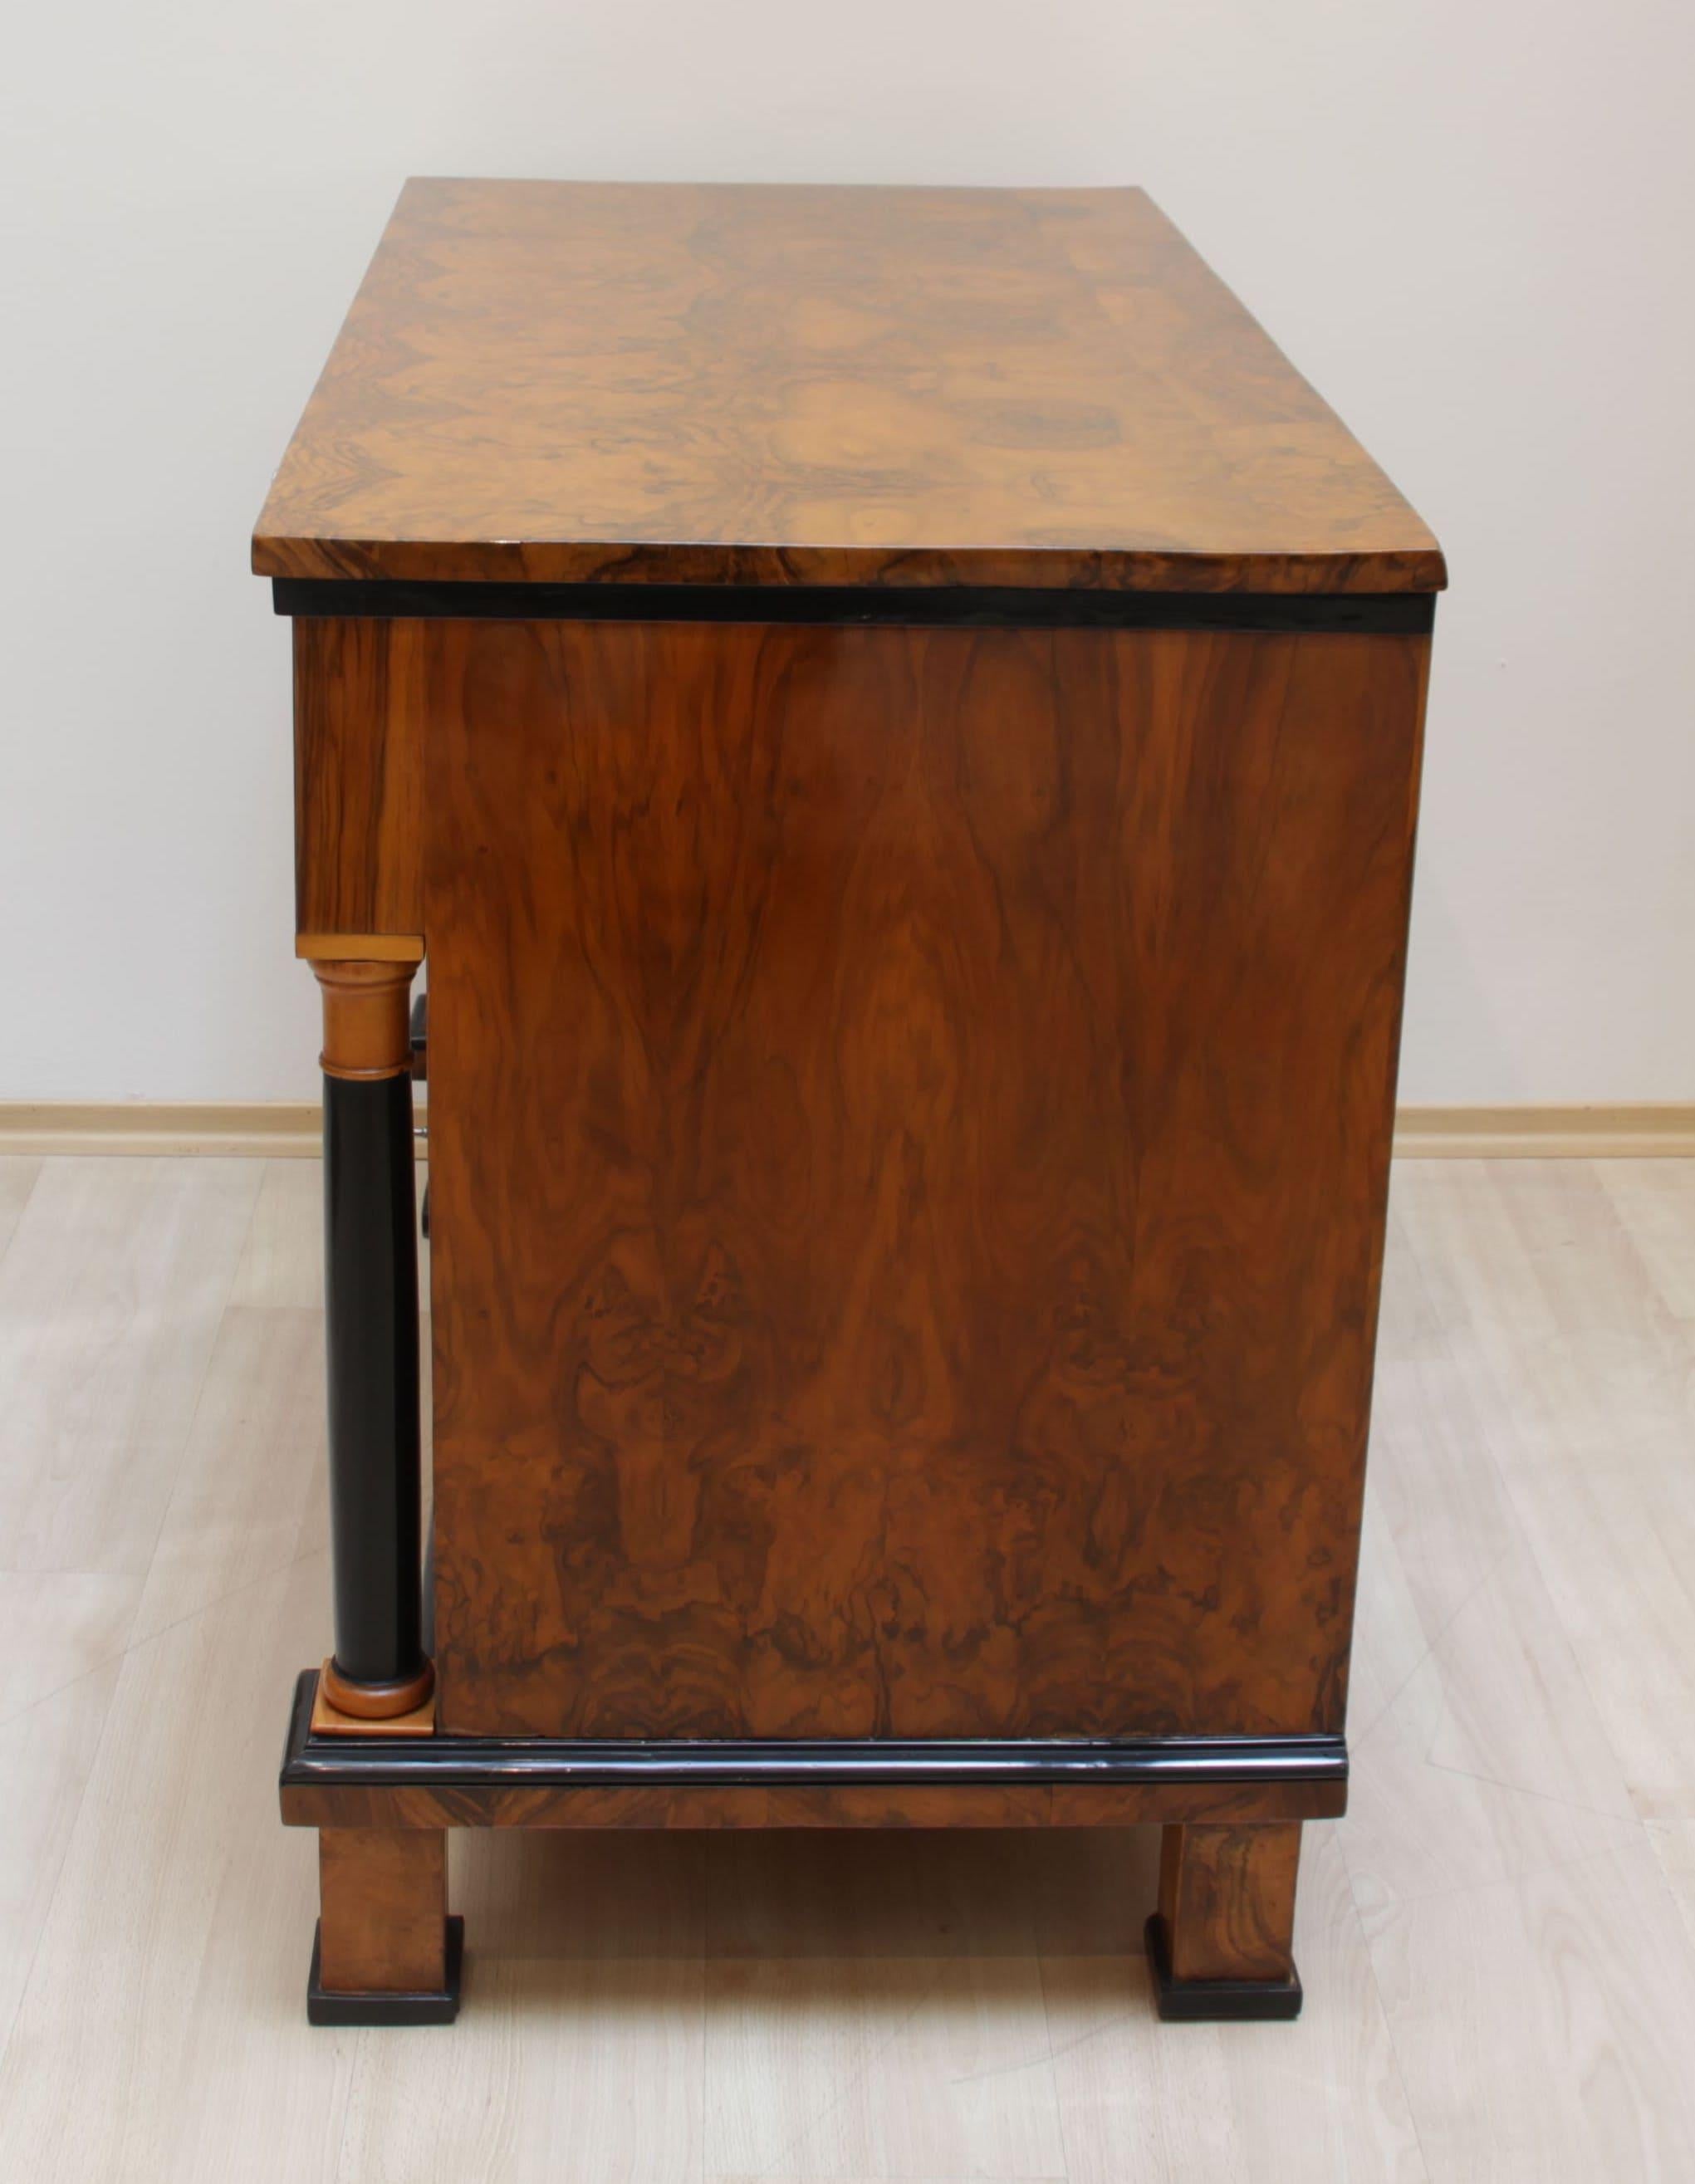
left=4, top=0, right=1692, bottom=1104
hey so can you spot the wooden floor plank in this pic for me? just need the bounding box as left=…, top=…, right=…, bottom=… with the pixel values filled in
left=0, top=1158, right=262, bottom=1574
left=1641, top=1812, right=1695, bottom=1951
left=1595, top=1159, right=1695, bottom=1321
left=229, top=1160, right=325, bottom=1311
left=0, top=1153, right=1690, bottom=2178
left=0, top=1159, right=39, bottom=1268
left=706, top=1830, right=1041, bottom=1963
left=1041, top=1826, right=1427, bottom=2184
left=1353, top=1837, right=1695, bottom=2178
left=339, top=1958, right=706, bottom=2184
left=1367, top=1160, right=1695, bottom=2177
left=0, top=1547, right=349, bottom=2181
left=1396, top=1161, right=1695, bottom=1817
left=704, top=1954, right=1066, bottom=2182
left=130, top=1306, right=328, bottom=1648
left=0, top=1658, right=126, bottom=2063
left=451, top=1828, right=706, bottom=1966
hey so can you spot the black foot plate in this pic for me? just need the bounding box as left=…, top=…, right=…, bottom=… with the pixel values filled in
left=307, top=1915, right=464, bottom=2027
left=1144, top=1915, right=1302, bottom=2022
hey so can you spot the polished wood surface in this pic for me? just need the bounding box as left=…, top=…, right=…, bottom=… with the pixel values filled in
left=293, top=617, right=424, bottom=943
left=283, top=1775, right=1343, bottom=1834
left=422, top=616, right=1427, bottom=1741
left=296, top=934, right=424, bottom=966
left=254, top=180, right=1443, bottom=596
left=316, top=1828, right=446, bottom=1993
left=1156, top=1821, right=1301, bottom=1984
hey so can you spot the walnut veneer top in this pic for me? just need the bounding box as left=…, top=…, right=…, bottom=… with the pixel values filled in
left=253, top=179, right=1443, bottom=595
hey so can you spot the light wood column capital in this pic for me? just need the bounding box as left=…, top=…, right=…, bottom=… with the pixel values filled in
left=311, top=959, right=416, bottom=1081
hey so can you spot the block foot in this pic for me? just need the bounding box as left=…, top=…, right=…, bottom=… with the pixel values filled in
left=307, top=1915, right=463, bottom=2027
left=1144, top=1912, right=1301, bottom=2020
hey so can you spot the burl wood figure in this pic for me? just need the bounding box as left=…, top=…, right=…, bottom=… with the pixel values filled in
left=256, top=179, right=1443, bottom=2025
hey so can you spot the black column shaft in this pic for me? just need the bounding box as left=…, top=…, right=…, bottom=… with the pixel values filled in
left=322, top=1070, right=424, bottom=1688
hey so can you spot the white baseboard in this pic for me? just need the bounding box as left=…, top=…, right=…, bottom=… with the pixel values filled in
left=0, top=1101, right=1691, bottom=1161
left=0, top=1102, right=393, bottom=1158
left=1390, top=1104, right=1695, bottom=1158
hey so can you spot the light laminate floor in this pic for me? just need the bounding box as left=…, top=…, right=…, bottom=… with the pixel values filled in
left=0, top=1153, right=1691, bottom=2181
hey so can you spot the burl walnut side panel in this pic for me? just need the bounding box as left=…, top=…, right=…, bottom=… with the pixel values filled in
left=293, top=616, right=424, bottom=941
left=422, top=619, right=1427, bottom=1741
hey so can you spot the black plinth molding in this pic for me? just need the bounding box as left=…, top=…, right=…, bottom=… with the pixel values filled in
left=306, top=1917, right=464, bottom=2028
left=321, top=1071, right=428, bottom=1695
left=1143, top=1914, right=1303, bottom=2022
left=282, top=1670, right=1350, bottom=1795
left=274, top=577, right=1437, bottom=637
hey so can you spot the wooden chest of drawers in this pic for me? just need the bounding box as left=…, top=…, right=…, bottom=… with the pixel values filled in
left=256, top=178, right=1441, bottom=2025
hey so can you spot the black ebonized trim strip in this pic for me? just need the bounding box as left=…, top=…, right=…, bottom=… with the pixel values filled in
left=272, top=579, right=1433, bottom=636
left=282, top=1673, right=1347, bottom=1791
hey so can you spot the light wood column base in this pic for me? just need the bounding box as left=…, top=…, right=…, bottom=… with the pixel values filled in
left=311, top=1659, right=435, bottom=1738
left=319, top=1656, right=434, bottom=1722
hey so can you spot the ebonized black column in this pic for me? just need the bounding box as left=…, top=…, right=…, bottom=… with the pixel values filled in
left=312, top=958, right=432, bottom=1719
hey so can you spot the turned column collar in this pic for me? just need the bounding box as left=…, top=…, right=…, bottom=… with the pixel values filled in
left=312, top=959, right=416, bottom=1080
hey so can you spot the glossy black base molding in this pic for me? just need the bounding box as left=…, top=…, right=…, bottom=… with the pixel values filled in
left=306, top=1917, right=464, bottom=2028
left=282, top=1671, right=1349, bottom=1795
left=1144, top=1914, right=1303, bottom=2023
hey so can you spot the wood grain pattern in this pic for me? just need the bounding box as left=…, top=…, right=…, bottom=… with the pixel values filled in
left=1156, top=1821, right=1301, bottom=1983
left=311, top=958, right=414, bottom=1080
left=282, top=1775, right=1344, bottom=1833
left=316, top=1827, right=447, bottom=1992
left=422, top=616, right=1428, bottom=1741
left=254, top=180, right=1443, bottom=596
left=292, top=617, right=423, bottom=942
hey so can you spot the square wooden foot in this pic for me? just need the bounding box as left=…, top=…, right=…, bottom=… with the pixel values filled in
left=1145, top=1821, right=1304, bottom=2022
left=310, top=1827, right=462, bottom=2026
left=307, top=1915, right=463, bottom=2027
